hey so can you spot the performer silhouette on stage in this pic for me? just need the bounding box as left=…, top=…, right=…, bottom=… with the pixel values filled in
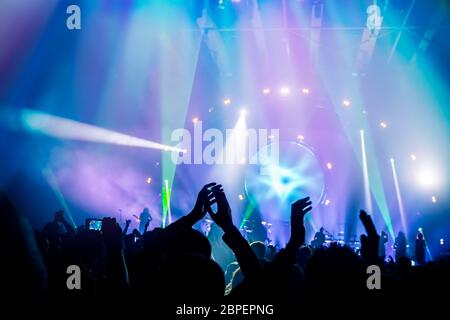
left=311, top=227, right=326, bottom=248
left=139, top=208, right=152, bottom=234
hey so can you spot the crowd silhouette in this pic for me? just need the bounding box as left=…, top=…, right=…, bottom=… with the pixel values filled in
left=1, top=181, right=449, bottom=316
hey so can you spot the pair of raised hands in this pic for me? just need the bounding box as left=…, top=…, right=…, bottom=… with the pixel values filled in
left=188, top=182, right=234, bottom=232
left=190, top=183, right=314, bottom=242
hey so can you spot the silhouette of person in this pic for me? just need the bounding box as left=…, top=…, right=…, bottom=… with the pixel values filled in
left=312, top=227, right=326, bottom=248
left=394, top=231, right=407, bottom=261
left=378, top=231, right=388, bottom=259
left=415, top=231, right=426, bottom=265
left=138, top=208, right=152, bottom=234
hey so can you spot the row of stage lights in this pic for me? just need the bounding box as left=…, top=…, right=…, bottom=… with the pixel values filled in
left=165, top=86, right=440, bottom=206
left=193, top=88, right=390, bottom=130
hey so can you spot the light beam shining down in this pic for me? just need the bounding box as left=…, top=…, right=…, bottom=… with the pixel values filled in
left=390, top=158, right=407, bottom=234
left=360, top=130, right=372, bottom=212
left=19, top=109, right=185, bottom=153
left=164, top=179, right=172, bottom=226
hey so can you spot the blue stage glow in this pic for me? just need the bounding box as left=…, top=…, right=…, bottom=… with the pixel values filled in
left=244, top=141, right=325, bottom=244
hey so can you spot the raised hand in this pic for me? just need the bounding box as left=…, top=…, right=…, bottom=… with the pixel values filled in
left=208, top=185, right=234, bottom=232
left=288, top=197, right=312, bottom=249
left=101, top=217, right=123, bottom=252
left=359, top=210, right=381, bottom=264
left=101, top=217, right=129, bottom=288
left=123, top=219, right=132, bottom=234
left=186, top=182, right=218, bottom=225
left=54, top=209, right=75, bottom=234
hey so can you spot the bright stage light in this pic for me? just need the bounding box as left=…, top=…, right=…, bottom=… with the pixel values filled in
left=324, top=199, right=331, bottom=206
left=390, top=158, right=407, bottom=234
left=238, top=194, right=244, bottom=201
left=360, top=129, right=372, bottom=212
left=146, top=177, right=152, bottom=184
left=263, top=88, right=271, bottom=94
left=19, top=109, right=185, bottom=153
left=244, top=142, right=325, bottom=245
left=417, top=168, right=438, bottom=188
left=302, top=88, right=310, bottom=94
left=431, top=196, right=437, bottom=203
left=411, top=154, right=417, bottom=161
left=223, top=98, right=231, bottom=105
left=380, top=121, right=387, bottom=128
left=440, top=239, right=444, bottom=245
left=297, top=134, right=304, bottom=141
left=326, top=162, right=333, bottom=170
left=240, top=109, right=247, bottom=116
left=192, top=117, right=199, bottom=123
left=342, top=99, right=351, bottom=107
left=164, top=179, right=172, bottom=225
left=280, top=87, right=290, bottom=95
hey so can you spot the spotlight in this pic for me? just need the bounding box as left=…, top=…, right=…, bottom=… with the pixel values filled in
left=18, top=108, right=186, bottom=153
left=431, top=196, right=437, bottom=203
left=297, top=134, right=305, bottom=141
left=411, top=154, right=417, bottom=161
left=417, top=168, right=437, bottom=188
left=302, top=88, right=310, bottom=94
left=146, top=177, right=152, bottom=184
left=324, top=199, right=331, bottom=206
left=326, top=162, right=333, bottom=170
left=418, top=227, right=423, bottom=233
left=238, top=194, right=244, bottom=201
left=280, top=87, right=290, bottom=95
left=223, top=98, right=231, bottom=105
left=440, top=239, right=444, bottom=245
left=192, top=117, right=199, bottom=123
left=380, top=121, right=387, bottom=128
left=342, top=99, right=351, bottom=107
left=269, top=135, right=275, bottom=140
left=263, top=88, right=271, bottom=94
left=240, top=109, right=247, bottom=116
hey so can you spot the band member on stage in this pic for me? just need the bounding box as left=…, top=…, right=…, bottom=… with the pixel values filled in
left=311, top=227, right=326, bottom=248
left=394, top=231, right=407, bottom=261
left=415, top=230, right=427, bottom=265
left=138, top=208, right=152, bottom=234
left=378, top=230, right=388, bottom=259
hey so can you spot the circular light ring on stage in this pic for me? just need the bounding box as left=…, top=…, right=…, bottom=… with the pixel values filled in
left=244, top=141, right=325, bottom=222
